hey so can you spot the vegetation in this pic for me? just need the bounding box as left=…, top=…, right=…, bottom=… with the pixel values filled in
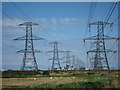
left=2, top=70, right=119, bottom=88
left=43, top=71, right=50, bottom=76
left=2, top=70, right=42, bottom=78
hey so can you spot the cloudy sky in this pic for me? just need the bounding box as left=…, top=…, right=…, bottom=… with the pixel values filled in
left=2, top=2, right=119, bottom=70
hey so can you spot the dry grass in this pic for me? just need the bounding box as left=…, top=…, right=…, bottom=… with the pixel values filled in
left=2, top=70, right=119, bottom=88
left=2, top=77, right=87, bottom=88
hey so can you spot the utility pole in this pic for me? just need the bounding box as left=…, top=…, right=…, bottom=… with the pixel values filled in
left=84, top=21, right=119, bottom=70
left=47, top=41, right=63, bottom=70
left=14, top=22, right=45, bottom=70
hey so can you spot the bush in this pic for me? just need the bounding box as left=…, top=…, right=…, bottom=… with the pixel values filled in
left=82, top=81, right=103, bottom=88
left=54, top=70, right=61, bottom=73
left=87, top=72, right=95, bottom=75
left=56, top=81, right=104, bottom=88
left=2, top=70, right=40, bottom=78
left=43, top=71, right=50, bottom=76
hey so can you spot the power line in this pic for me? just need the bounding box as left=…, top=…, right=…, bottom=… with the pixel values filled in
left=3, top=10, right=47, bottom=47
left=6, top=2, right=82, bottom=53
left=10, top=2, right=59, bottom=43
left=84, top=2, right=117, bottom=69
left=113, top=14, right=120, bottom=23
left=109, top=40, right=118, bottom=50
left=38, top=25, right=56, bottom=41
left=88, top=1, right=97, bottom=23
left=101, top=3, right=114, bottom=20
left=10, top=2, right=33, bottom=22
left=104, top=1, right=118, bottom=38
left=84, top=1, right=97, bottom=57
left=3, top=11, right=29, bottom=31
left=0, top=53, right=17, bottom=54
left=2, top=42, right=20, bottom=50
left=84, top=1, right=97, bottom=39
left=103, top=2, right=118, bottom=28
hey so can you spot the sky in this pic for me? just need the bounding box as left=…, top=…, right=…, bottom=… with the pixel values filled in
left=1, top=2, right=119, bottom=70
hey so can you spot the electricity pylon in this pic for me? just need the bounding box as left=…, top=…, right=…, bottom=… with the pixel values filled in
left=70, top=55, right=77, bottom=70
left=14, top=22, right=45, bottom=70
left=75, top=57, right=84, bottom=70
left=62, top=51, right=72, bottom=70
left=47, top=41, right=63, bottom=70
left=84, top=21, right=119, bottom=70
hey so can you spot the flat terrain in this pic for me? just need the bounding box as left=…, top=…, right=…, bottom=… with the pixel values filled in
left=1, top=70, right=119, bottom=88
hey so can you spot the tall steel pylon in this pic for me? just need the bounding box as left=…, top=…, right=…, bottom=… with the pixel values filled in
left=47, top=41, right=63, bottom=70
left=75, top=57, right=84, bottom=70
left=84, top=21, right=119, bottom=70
left=70, top=55, right=76, bottom=69
left=14, top=22, right=45, bottom=70
left=62, top=51, right=72, bottom=70
left=66, top=55, right=77, bottom=70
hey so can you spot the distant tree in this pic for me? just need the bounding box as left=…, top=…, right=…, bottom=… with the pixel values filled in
left=43, top=71, right=50, bottom=76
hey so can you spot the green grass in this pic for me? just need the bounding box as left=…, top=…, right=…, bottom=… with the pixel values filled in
left=2, top=70, right=119, bottom=88
left=4, top=81, right=106, bottom=88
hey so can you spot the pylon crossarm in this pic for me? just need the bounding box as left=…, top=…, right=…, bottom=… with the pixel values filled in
left=84, top=37, right=120, bottom=41
left=87, top=49, right=117, bottom=53
left=89, top=21, right=113, bottom=26
left=84, top=35, right=98, bottom=42
left=19, top=22, right=39, bottom=26
left=14, top=36, right=26, bottom=40
left=46, top=50, right=54, bottom=53
left=32, top=36, right=46, bottom=40
left=14, top=36, right=45, bottom=40
left=58, top=50, right=65, bottom=53
left=61, top=51, right=72, bottom=53
left=61, top=56, right=66, bottom=59
left=84, top=35, right=120, bottom=41
left=47, top=50, right=65, bottom=53
left=48, top=58, right=53, bottom=60
left=104, top=35, right=120, bottom=40
left=17, top=49, right=42, bottom=53
left=50, top=41, right=60, bottom=44
left=48, top=58, right=64, bottom=60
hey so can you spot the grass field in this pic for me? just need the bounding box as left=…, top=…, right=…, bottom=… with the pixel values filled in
left=1, top=70, right=120, bottom=88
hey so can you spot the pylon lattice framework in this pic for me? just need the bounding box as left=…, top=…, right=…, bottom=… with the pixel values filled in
left=64, top=51, right=71, bottom=70
left=14, top=22, right=45, bottom=70
left=84, top=21, right=118, bottom=70
left=47, top=41, right=63, bottom=70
